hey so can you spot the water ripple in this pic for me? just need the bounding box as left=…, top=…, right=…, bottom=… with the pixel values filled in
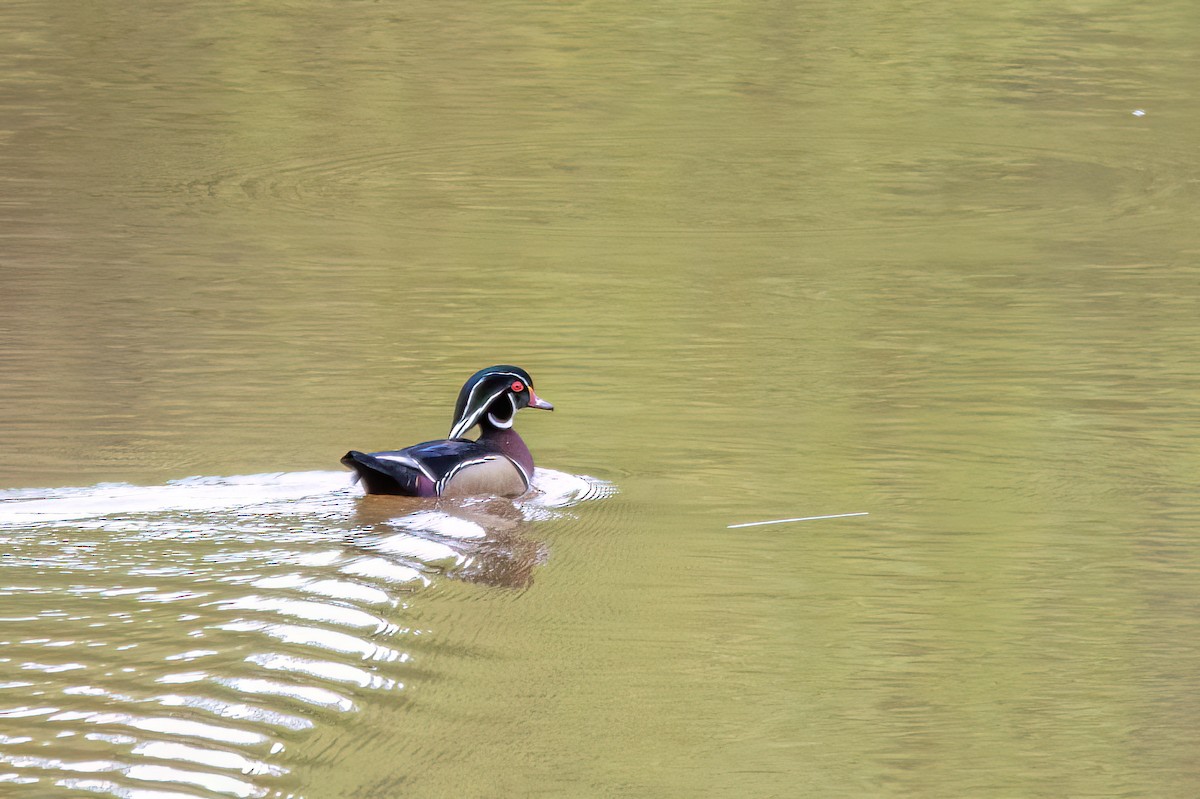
left=168, top=134, right=1199, bottom=240
left=0, top=468, right=613, bottom=797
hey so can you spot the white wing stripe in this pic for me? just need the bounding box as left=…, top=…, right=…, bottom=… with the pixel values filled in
left=373, top=453, right=436, bottom=480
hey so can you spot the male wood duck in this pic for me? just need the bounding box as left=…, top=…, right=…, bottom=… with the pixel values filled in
left=341, top=365, right=554, bottom=497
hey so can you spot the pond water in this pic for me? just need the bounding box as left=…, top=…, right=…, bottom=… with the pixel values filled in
left=3, top=1, right=1200, bottom=796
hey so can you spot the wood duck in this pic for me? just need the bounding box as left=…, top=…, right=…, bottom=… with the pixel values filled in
left=341, top=365, right=554, bottom=497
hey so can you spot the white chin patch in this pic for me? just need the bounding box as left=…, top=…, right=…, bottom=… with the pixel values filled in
left=487, top=412, right=514, bottom=429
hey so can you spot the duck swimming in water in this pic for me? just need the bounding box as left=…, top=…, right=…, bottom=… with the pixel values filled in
left=341, top=365, right=554, bottom=497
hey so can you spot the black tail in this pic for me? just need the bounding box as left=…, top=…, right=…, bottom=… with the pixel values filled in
left=341, top=450, right=426, bottom=496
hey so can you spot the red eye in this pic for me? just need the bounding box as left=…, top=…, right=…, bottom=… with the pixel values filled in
left=511, top=380, right=525, bottom=392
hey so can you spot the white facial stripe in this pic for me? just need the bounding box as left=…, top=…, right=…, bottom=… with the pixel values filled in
left=461, top=371, right=527, bottom=416
left=449, top=386, right=510, bottom=439
left=484, top=391, right=518, bottom=430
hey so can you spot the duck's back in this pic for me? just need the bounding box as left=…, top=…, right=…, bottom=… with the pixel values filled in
left=342, top=438, right=529, bottom=497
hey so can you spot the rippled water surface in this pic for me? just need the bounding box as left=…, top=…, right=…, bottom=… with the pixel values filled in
left=3, top=0, right=1200, bottom=796
left=0, top=470, right=611, bottom=797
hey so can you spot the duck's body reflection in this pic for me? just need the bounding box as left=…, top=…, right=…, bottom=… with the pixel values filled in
left=348, top=494, right=548, bottom=589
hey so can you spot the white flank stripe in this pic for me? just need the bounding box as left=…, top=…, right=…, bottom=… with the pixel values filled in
left=436, top=456, right=496, bottom=495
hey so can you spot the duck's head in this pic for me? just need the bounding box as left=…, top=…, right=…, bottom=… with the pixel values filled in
left=449, top=365, right=553, bottom=439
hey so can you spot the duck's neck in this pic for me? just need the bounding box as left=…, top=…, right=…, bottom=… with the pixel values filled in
left=478, top=424, right=534, bottom=476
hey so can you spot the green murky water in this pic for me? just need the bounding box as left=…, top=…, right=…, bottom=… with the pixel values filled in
left=3, top=1, right=1200, bottom=796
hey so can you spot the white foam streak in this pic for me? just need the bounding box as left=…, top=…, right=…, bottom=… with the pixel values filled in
left=250, top=574, right=392, bottom=605
left=218, top=677, right=354, bottom=711
left=131, top=741, right=284, bottom=777
left=339, top=557, right=430, bottom=586
left=210, top=596, right=389, bottom=632
left=215, top=620, right=405, bottom=662
left=0, top=471, right=350, bottom=527
left=373, top=533, right=463, bottom=564
left=246, top=653, right=398, bottom=690
left=127, top=763, right=266, bottom=798
left=153, top=696, right=311, bottom=732
left=389, top=510, right=486, bottom=539
left=76, top=713, right=268, bottom=746
left=526, top=468, right=616, bottom=509
left=55, top=778, right=201, bottom=799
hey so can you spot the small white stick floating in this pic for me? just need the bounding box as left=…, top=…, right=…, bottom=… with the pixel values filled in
left=728, top=512, right=869, bottom=529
